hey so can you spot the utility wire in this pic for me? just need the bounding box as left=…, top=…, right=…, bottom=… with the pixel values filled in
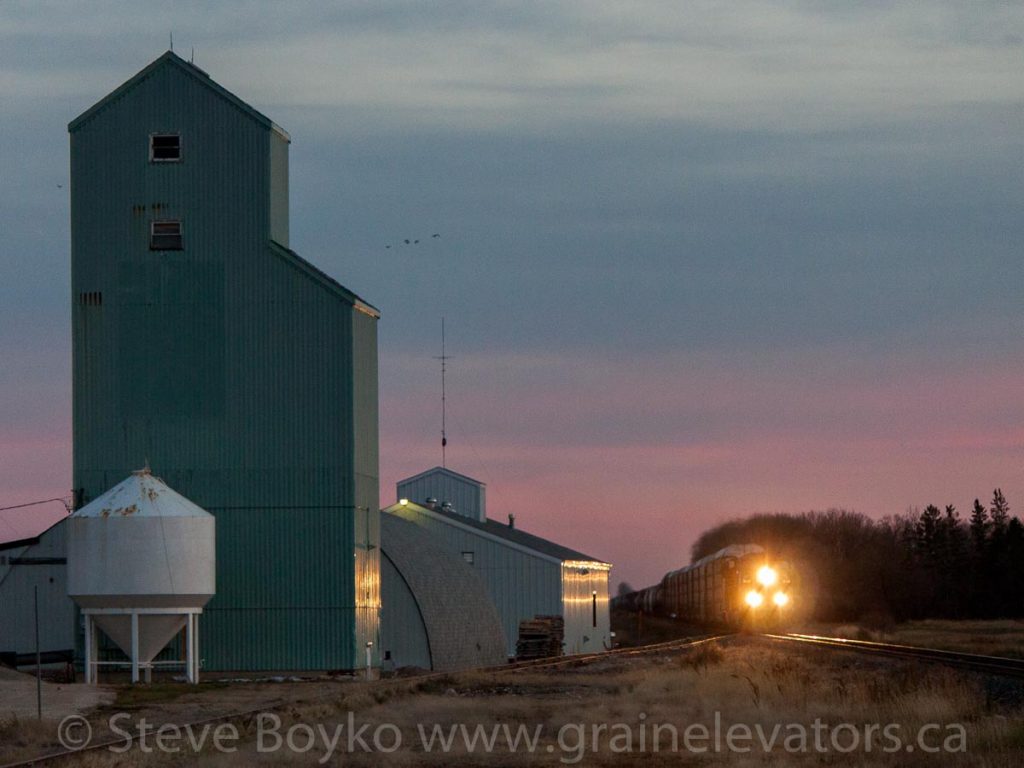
left=0, top=498, right=71, bottom=513
left=0, top=497, right=71, bottom=542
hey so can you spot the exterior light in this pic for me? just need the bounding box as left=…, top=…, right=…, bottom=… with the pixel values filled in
left=745, top=590, right=764, bottom=608
left=773, top=592, right=789, bottom=607
left=399, top=498, right=408, bottom=506
left=756, top=566, right=778, bottom=587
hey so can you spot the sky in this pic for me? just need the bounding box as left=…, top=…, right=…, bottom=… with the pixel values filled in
left=1, top=1, right=1021, bottom=587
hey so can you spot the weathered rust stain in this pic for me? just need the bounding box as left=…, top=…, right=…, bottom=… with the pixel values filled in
left=121, top=504, right=138, bottom=516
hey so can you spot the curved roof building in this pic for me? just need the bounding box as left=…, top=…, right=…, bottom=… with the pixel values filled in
left=381, top=514, right=506, bottom=671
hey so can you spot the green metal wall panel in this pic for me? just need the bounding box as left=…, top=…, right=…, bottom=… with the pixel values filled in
left=70, top=54, right=378, bottom=671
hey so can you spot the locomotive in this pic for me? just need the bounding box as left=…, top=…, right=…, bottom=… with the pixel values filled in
left=612, top=544, right=796, bottom=629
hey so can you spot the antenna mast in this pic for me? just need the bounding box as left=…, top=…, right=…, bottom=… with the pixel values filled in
left=433, top=318, right=451, bottom=468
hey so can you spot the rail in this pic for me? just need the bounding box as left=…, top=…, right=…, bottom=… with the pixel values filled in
left=764, top=632, right=1024, bottom=679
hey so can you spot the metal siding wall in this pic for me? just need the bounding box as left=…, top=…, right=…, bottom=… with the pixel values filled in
left=396, top=473, right=484, bottom=521
left=352, top=311, right=381, bottom=664
left=561, top=567, right=611, bottom=654
left=71, top=62, right=370, bottom=670
left=0, top=525, right=76, bottom=656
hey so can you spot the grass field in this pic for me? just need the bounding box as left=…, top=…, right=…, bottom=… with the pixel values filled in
left=802, top=620, right=1024, bottom=659
left=2, top=636, right=1023, bottom=766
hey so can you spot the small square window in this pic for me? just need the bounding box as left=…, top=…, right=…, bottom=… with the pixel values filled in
left=150, top=134, right=181, bottom=162
left=461, top=551, right=475, bottom=565
left=150, top=220, right=182, bottom=250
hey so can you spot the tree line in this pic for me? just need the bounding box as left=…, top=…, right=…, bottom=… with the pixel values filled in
left=690, top=489, right=1024, bottom=623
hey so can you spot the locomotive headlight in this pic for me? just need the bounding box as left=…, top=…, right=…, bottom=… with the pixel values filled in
left=745, top=590, right=764, bottom=608
left=756, top=566, right=778, bottom=587
left=772, top=591, right=789, bottom=607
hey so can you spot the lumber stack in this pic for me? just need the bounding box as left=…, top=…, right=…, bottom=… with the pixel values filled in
left=515, top=615, right=564, bottom=660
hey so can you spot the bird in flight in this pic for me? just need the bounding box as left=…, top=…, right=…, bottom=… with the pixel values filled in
left=384, top=233, right=441, bottom=249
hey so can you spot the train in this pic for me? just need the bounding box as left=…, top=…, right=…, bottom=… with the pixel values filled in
left=612, top=544, right=797, bottom=629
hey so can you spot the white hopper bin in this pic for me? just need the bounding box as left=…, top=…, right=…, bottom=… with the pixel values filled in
left=67, top=468, right=215, bottom=683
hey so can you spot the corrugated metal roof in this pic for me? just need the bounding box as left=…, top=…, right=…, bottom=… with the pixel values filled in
left=386, top=502, right=607, bottom=564
left=68, top=51, right=287, bottom=137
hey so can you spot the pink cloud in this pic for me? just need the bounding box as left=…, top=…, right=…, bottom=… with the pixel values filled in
left=0, top=431, right=71, bottom=541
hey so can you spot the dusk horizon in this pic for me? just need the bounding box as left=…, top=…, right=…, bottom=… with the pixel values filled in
left=2, top=2, right=1021, bottom=590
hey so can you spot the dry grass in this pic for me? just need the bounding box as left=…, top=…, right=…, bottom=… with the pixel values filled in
left=4, top=639, right=1023, bottom=766
left=806, top=620, right=1024, bottom=659
left=887, top=621, right=1024, bottom=660
left=0, top=714, right=70, bottom=765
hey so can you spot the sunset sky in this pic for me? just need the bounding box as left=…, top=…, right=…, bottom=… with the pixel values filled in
left=1, top=2, right=1021, bottom=587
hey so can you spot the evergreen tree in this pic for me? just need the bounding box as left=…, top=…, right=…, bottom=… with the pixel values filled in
left=968, top=499, right=991, bottom=618
left=916, top=504, right=942, bottom=560
left=939, top=505, right=969, bottom=616
left=990, top=488, right=1010, bottom=536
left=989, top=489, right=1012, bottom=616
left=1006, top=519, right=1024, bottom=616
left=969, top=499, right=989, bottom=555
left=915, top=505, right=943, bottom=614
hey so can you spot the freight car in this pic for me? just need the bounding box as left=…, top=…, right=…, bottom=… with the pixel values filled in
left=613, top=544, right=796, bottom=629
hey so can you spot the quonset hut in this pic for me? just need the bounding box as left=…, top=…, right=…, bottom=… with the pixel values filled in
left=380, top=513, right=507, bottom=671
left=69, top=52, right=380, bottom=672
left=384, top=468, right=612, bottom=658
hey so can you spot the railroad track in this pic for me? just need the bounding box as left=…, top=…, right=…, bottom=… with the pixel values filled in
left=764, top=632, right=1024, bottom=679
left=0, top=634, right=729, bottom=768
left=490, top=632, right=732, bottom=674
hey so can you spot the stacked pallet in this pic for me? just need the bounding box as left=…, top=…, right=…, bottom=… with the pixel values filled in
left=515, top=615, right=564, bottom=660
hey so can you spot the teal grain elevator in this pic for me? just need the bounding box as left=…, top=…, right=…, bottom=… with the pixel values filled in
left=69, top=52, right=381, bottom=671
